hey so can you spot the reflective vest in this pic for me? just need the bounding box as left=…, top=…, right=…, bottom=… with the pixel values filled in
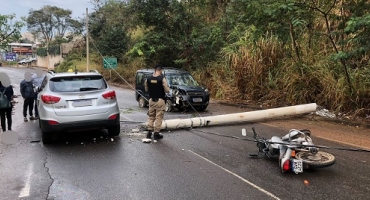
left=147, top=75, right=165, bottom=99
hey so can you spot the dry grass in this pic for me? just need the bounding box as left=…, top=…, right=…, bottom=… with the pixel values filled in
left=192, top=31, right=370, bottom=117
left=193, top=64, right=235, bottom=100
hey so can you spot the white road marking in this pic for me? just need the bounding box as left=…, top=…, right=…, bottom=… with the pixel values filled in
left=119, top=114, right=134, bottom=121
left=188, top=150, right=281, bottom=200
left=18, top=163, right=34, bottom=198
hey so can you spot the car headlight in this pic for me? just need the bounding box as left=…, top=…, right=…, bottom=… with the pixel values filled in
left=171, top=89, right=179, bottom=96
left=204, top=89, right=209, bottom=95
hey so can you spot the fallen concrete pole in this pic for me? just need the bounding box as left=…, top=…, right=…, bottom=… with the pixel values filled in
left=154, top=103, right=317, bottom=130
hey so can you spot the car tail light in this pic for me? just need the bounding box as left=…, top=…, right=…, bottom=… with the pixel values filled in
left=48, top=120, right=59, bottom=125
left=282, top=160, right=290, bottom=172
left=41, top=95, right=61, bottom=104
left=102, top=90, right=116, bottom=99
left=108, top=114, right=118, bottom=120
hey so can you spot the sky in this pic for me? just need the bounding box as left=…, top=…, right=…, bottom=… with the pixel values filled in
left=0, top=0, right=95, bottom=33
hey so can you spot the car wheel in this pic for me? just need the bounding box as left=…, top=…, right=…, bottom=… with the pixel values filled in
left=138, top=96, right=147, bottom=108
left=165, top=100, right=173, bottom=112
left=40, top=121, right=53, bottom=144
left=42, top=130, right=53, bottom=144
left=108, top=125, right=121, bottom=136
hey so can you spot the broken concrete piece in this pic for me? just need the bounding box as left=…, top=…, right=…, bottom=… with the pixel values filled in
left=142, top=138, right=151, bottom=143
left=132, top=128, right=140, bottom=133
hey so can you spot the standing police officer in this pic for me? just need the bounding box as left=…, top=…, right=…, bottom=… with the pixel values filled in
left=145, top=65, right=170, bottom=140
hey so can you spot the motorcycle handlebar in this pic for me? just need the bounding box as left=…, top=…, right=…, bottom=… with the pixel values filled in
left=252, top=127, right=257, bottom=138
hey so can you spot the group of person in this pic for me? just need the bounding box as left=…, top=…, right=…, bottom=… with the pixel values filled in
left=20, top=71, right=44, bottom=122
left=0, top=70, right=44, bottom=132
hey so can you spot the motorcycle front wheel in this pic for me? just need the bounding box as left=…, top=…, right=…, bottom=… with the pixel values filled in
left=295, top=151, right=336, bottom=168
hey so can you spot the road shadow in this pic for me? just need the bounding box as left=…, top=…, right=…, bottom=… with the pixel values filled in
left=44, top=129, right=117, bottom=146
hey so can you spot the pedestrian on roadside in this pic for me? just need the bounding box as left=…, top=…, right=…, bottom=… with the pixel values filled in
left=20, top=72, right=36, bottom=122
left=144, top=64, right=170, bottom=140
left=0, top=81, right=14, bottom=132
left=31, top=69, right=45, bottom=120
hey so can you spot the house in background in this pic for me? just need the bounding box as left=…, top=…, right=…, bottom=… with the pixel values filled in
left=1, top=32, right=77, bottom=68
left=6, top=32, right=42, bottom=58
left=8, top=42, right=37, bottom=56
left=1, top=42, right=41, bottom=62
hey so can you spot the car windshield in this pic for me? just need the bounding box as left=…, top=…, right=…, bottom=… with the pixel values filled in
left=166, top=73, right=199, bottom=86
left=49, top=75, right=107, bottom=92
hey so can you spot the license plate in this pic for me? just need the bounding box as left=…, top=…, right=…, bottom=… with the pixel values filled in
left=72, top=99, right=92, bottom=107
left=193, top=98, right=202, bottom=102
left=292, top=159, right=303, bottom=173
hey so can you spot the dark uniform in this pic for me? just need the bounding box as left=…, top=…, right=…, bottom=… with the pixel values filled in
left=20, top=79, right=35, bottom=122
left=145, top=65, right=170, bottom=139
left=0, top=83, right=14, bottom=132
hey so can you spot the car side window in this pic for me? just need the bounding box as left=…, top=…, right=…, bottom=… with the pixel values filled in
left=136, top=73, right=143, bottom=86
left=142, top=74, right=148, bottom=86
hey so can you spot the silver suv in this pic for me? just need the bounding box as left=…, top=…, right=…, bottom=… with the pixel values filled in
left=37, top=70, right=120, bottom=144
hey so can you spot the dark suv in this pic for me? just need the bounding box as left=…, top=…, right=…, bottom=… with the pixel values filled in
left=135, top=68, right=210, bottom=111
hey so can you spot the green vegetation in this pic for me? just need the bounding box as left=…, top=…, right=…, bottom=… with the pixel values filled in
left=55, top=50, right=100, bottom=73
left=2, top=61, right=17, bottom=66
left=0, top=14, right=24, bottom=49
left=36, top=46, right=61, bottom=57
left=36, top=48, right=47, bottom=57
left=58, top=0, right=370, bottom=117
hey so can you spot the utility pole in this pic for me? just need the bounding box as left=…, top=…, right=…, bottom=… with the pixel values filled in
left=86, top=8, right=89, bottom=72
left=46, top=41, right=50, bottom=69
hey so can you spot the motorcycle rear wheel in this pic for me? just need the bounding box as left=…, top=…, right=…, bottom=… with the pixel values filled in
left=295, top=151, right=336, bottom=168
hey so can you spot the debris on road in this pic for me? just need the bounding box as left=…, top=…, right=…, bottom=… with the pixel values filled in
left=142, top=138, right=151, bottom=143
left=316, top=108, right=336, bottom=118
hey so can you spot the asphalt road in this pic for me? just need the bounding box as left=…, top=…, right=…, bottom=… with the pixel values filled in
left=0, top=66, right=369, bottom=200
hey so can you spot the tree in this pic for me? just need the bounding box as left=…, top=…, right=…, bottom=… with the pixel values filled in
left=128, top=0, right=221, bottom=68
left=26, top=6, right=83, bottom=44
left=89, top=1, right=130, bottom=60
left=0, top=14, right=24, bottom=49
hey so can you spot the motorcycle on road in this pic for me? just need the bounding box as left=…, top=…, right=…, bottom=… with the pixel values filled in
left=245, top=128, right=336, bottom=174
